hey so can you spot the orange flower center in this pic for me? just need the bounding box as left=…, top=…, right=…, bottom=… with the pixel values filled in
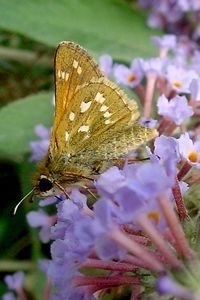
left=172, top=80, right=183, bottom=88
left=187, top=150, right=198, bottom=163
left=127, top=74, right=137, bottom=83
left=147, top=210, right=160, bottom=224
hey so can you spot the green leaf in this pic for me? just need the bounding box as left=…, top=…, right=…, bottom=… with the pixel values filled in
left=0, top=0, right=160, bottom=61
left=0, top=92, right=53, bottom=161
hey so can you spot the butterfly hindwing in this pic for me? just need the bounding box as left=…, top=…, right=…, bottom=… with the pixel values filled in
left=55, top=77, right=157, bottom=161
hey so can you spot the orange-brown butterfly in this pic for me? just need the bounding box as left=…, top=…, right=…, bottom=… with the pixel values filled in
left=14, top=41, right=157, bottom=214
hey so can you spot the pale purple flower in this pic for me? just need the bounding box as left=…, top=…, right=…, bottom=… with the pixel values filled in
left=193, top=25, right=200, bottom=43
left=178, top=0, right=191, bottom=11
left=86, top=164, right=172, bottom=258
left=113, top=58, right=143, bottom=88
left=98, top=54, right=113, bottom=76
left=139, top=57, right=166, bottom=75
left=138, top=0, right=153, bottom=8
left=151, top=34, right=177, bottom=50
left=93, top=202, right=128, bottom=259
left=38, top=259, right=50, bottom=273
left=38, top=193, right=66, bottom=207
left=157, top=94, right=194, bottom=125
left=124, top=162, right=174, bottom=199
left=29, top=124, right=50, bottom=162
left=4, top=272, right=25, bottom=292
left=96, top=163, right=174, bottom=212
left=140, top=117, right=158, bottom=129
left=2, top=293, right=16, bottom=300
left=147, top=11, right=165, bottom=28
left=148, top=1, right=182, bottom=23
left=51, top=190, right=94, bottom=261
left=46, top=161, right=178, bottom=298
left=147, top=139, right=178, bottom=179
left=26, top=209, right=55, bottom=243
left=165, top=65, right=199, bottom=93
left=67, top=287, right=97, bottom=300
left=48, top=195, right=97, bottom=300
left=178, top=132, right=200, bottom=166
left=189, top=78, right=200, bottom=101
left=178, top=0, right=200, bottom=11
left=47, top=259, right=85, bottom=300
left=34, top=123, right=50, bottom=139
left=156, top=275, right=195, bottom=300
left=95, top=166, right=125, bottom=197
left=27, top=209, right=51, bottom=227
left=191, top=50, right=200, bottom=71
left=154, top=135, right=180, bottom=163
left=139, top=0, right=200, bottom=50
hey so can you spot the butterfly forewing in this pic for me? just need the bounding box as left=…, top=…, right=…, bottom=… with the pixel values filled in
left=51, top=41, right=103, bottom=155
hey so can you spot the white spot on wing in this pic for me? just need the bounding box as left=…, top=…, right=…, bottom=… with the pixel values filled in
left=84, top=134, right=90, bottom=140
left=69, top=112, right=75, bottom=121
left=103, top=111, right=112, bottom=118
left=78, top=125, right=90, bottom=132
left=73, top=60, right=78, bottom=68
left=105, top=119, right=111, bottom=125
left=100, top=104, right=108, bottom=112
left=61, top=71, right=66, bottom=80
left=58, top=69, right=61, bottom=78
left=77, top=66, right=82, bottom=74
left=95, top=92, right=105, bottom=103
left=65, top=72, right=69, bottom=81
left=65, top=131, right=70, bottom=141
left=80, top=101, right=92, bottom=113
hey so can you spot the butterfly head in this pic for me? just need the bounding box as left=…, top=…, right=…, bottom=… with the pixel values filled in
left=34, top=174, right=61, bottom=197
left=31, top=155, right=64, bottom=197
left=13, top=174, right=60, bottom=215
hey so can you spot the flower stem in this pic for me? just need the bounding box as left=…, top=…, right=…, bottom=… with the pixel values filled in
left=157, top=195, right=193, bottom=259
left=137, top=214, right=181, bottom=268
left=143, top=73, right=157, bottom=118
left=172, top=177, right=187, bottom=220
left=111, top=228, right=164, bottom=272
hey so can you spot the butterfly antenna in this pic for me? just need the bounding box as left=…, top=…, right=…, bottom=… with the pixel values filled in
left=54, top=181, right=71, bottom=199
left=13, top=188, right=35, bottom=215
left=82, top=185, right=97, bottom=200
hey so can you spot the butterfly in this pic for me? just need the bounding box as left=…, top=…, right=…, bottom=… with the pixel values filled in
left=14, top=41, right=157, bottom=214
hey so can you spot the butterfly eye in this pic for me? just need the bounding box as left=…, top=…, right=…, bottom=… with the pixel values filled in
left=38, top=177, right=53, bottom=192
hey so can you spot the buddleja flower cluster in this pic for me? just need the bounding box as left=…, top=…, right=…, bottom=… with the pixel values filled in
left=138, top=0, right=200, bottom=45
left=4, top=34, right=200, bottom=300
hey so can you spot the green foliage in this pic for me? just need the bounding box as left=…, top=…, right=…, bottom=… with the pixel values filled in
left=0, top=92, right=53, bottom=161
left=0, top=0, right=159, bottom=61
